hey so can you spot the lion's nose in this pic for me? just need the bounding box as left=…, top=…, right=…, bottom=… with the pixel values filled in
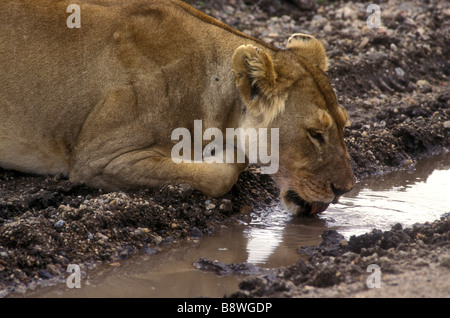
left=331, top=182, right=352, bottom=197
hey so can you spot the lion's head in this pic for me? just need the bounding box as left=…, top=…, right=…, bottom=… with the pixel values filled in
left=232, top=33, right=355, bottom=215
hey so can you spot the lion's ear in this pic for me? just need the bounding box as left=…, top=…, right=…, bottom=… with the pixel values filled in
left=232, top=45, right=286, bottom=124
left=286, top=33, right=329, bottom=72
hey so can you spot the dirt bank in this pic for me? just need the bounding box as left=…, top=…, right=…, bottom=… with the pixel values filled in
left=1, top=0, right=449, bottom=297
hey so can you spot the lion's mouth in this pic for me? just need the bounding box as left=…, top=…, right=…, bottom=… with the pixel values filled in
left=284, top=190, right=330, bottom=215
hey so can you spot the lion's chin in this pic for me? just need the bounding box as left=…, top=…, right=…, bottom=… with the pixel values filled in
left=282, top=189, right=330, bottom=216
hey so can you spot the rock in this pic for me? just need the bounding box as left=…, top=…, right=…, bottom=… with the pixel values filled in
left=358, top=37, right=370, bottom=49
left=38, top=270, right=53, bottom=280
left=96, top=232, right=108, bottom=243
left=413, top=258, right=429, bottom=267
left=153, top=235, right=163, bottom=245
left=374, top=120, right=386, bottom=128
left=439, top=255, right=450, bottom=269
left=239, top=205, right=253, bottom=214
left=193, top=258, right=263, bottom=276
left=54, top=220, right=65, bottom=228
left=143, top=247, right=157, bottom=255
left=219, top=199, right=233, bottom=214
left=443, top=121, right=450, bottom=129
left=400, top=158, right=414, bottom=166
left=335, top=6, right=357, bottom=21
left=190, top=227, right=203, bottom=239
left=416, top=79, right=432, bottom=93
left=348, top=229, right=383, bottom=254
left=178, top=183, right=194, bottom=198
left=309, top=266, right=342, bottom=287
left=119, top=246, right=132, bottom=259
left=395, top=67, right=405, bottom=77
left=45, top=264, right=61, bottom=276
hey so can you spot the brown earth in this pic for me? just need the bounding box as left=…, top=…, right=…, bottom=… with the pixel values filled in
left=1, top=0, right=449, bottom=297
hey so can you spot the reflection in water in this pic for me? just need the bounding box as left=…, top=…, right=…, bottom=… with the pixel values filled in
left=245, top=204, right=290, bottom=265
left=244, top=203, right=325, bottom=265
left=322, top=152, right=450, bottom=238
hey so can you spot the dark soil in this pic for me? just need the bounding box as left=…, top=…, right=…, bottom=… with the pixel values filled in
left=1, top=0, right=449, bottom=297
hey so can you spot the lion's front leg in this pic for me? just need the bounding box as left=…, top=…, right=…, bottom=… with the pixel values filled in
left=71, top=148, right=247, bottom=197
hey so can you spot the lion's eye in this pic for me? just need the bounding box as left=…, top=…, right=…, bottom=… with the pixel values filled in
left=308, top=129, right=325, bottom=144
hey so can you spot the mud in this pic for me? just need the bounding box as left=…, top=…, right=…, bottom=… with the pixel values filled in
left=1, top=0, right=449, bottom=297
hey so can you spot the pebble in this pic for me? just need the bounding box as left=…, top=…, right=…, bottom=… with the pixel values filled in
left=96, top=232, right=108, bottom=243
left=413, top=258, right=429, bottom=267
left=153, top=235, right=163, bottom=245
left=54, top=220, right=66, bottom=228
left=374, top=120, right=386, bottom=128
left=335, top=6, right=357, bottom=21
left=119, top=247, right=131, bottom=259
left=400, top=158, right=414, bottom=166
left=239, top=205, right=253, bottom=215
left=394, top=67, right=405, bottom=77
left=357, top=37, right=370, bottom=49
left=443, top=121, right=450, bottom=129
left=190, top=227, right=203, bottom=239
left=416, top=79, right=432, bottom=93
left=143, top=247, right=157, bottom=255
left=37, top=270, right=53, bottom=280
left=219, top=199, right=233, bottom=213
left=439, top=255, right=450, bottom=269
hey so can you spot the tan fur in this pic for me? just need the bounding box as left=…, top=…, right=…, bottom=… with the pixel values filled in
left=286, top=33, right=329, bottom=71
left=0, top=0, right=354, bottom=213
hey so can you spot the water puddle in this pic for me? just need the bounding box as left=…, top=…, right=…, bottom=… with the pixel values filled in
left=28, top=153, right=449, bottom=298
left=322, top=152, right=450, bottom=238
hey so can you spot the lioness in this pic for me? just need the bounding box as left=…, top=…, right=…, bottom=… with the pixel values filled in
left=0, top=0, right=354, bottom=215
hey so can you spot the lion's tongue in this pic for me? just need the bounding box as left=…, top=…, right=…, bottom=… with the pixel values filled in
left=310, top=202, right=329, bottom=214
